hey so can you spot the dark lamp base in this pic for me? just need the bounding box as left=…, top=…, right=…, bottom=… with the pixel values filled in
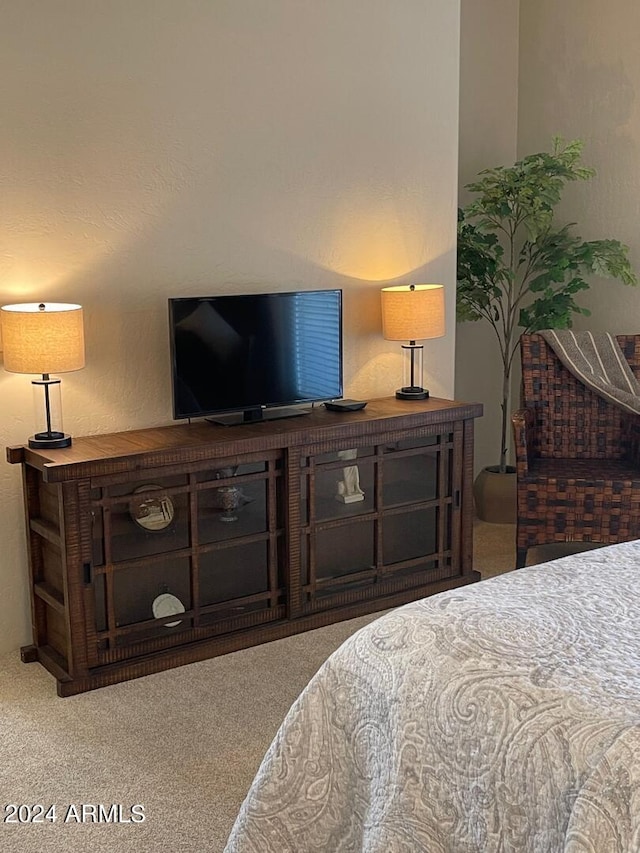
left=29, top=431, right=72, bottom=449
left=396, top=386, right=429, bottom=401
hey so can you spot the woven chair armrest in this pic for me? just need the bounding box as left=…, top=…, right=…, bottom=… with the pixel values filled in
left=512, top=408, right=535, bottom=476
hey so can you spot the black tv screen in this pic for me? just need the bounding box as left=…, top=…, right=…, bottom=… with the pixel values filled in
left=169, top=289, right=343, bottom=422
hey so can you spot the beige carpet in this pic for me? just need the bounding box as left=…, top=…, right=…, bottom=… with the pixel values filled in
left=472, top=517, right=597, bottom=578
left=0, top=523, right=586, bottom=852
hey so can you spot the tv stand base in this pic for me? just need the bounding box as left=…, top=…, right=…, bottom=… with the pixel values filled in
left=206, top=405, right=311, bottom=426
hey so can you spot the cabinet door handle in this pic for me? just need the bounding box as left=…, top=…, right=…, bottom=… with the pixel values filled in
left=83, top=562, right=93, bottom=585
left=454, top=489, right=461, bottom=508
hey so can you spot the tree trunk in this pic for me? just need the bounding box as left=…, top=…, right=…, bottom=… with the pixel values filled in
left=499, top=365, right=511, bottom=473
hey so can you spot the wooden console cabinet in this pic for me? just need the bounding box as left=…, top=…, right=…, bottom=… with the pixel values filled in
left=8, top=396, right=482, bottom=696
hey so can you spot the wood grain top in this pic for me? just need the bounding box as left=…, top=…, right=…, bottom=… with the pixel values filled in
left=7, top=396, right=483, bottom=482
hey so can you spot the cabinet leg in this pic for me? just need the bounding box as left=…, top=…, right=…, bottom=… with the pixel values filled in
left=20, top=644, right=38, bottom=663
left=515, top=547, right=528, bottom=569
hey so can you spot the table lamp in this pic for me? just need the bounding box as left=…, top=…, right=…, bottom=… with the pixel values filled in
left=1, top=302, right=85, bottom=448
left=381, top=284, right=445, bottom=400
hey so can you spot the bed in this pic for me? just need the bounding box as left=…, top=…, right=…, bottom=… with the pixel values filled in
left=224, top=542, right=640, bottom=852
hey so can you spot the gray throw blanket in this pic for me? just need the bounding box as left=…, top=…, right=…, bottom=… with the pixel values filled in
left=540, top=329, right=640, bottom=415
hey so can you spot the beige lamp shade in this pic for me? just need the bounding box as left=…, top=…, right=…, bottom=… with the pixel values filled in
left=1, top=302, right=85, bottom=374
left=381, top=284, right=445, bottom=341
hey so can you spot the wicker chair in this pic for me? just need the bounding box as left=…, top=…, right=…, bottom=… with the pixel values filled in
left=512, top=333, right=640, bottom=568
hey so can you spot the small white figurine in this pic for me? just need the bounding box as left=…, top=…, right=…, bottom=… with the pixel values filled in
left=335, top=448, right=365, bottom=504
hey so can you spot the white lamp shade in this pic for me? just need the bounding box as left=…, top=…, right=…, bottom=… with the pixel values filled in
left=1, top=302, right=85, bottom=374
left=381, top=284, right=445, bottom=341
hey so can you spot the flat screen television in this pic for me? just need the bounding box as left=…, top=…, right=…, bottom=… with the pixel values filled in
left=169, top=289, right=343, bottom=423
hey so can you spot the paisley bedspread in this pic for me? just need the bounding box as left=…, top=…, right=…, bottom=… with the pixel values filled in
left=225, top=543, right=640, bottom=852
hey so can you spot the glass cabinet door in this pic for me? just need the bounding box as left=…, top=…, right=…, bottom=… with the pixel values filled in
left=89, top=453, right=284, bottom=660
left=298, top=429, right=459, bottom=611
left=380, top=436, right=445, bottom=569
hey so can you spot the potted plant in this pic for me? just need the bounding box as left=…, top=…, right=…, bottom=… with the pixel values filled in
left=457, top=137, right=637, bottom=522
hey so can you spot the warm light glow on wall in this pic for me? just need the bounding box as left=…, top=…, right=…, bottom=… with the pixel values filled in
left=254, top=192, right=433, bottom=283
left=323, top=200, right=430, bottom=281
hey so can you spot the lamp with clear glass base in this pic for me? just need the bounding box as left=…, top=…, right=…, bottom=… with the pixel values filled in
left=0, top=302, right=85, bottom=449
left=381, top=284, right=445, bottom=400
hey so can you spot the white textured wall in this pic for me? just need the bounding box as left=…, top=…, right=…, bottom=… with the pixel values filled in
left=0, top=1, right=461, bottom=654
left=518, top=0, right=640, bottom=334
left=456, top=0, right=520, bottom=472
